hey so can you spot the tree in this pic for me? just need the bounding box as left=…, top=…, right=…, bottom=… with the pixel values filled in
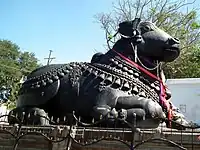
left=0, top=40, right=40, bottom=109
left=95, top=0, right=200, bottom=78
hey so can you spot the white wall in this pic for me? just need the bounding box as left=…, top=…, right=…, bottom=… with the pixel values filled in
left=0, top=105, right=9, bottom=124
left=166, top=78, right=200, bottom=123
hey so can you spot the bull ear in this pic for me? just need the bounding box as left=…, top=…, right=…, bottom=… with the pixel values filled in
left=132, top=18, right=141, bottom=29
left=118, top=21, right=135, bottom=37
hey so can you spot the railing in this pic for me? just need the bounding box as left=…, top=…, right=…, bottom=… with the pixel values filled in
left=0, top=111, right=199, bottom=150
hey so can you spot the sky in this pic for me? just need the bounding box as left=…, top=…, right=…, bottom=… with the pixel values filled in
left=0, top=0, right=114, bottom=65
left=0, top=0, right=199, bottom=65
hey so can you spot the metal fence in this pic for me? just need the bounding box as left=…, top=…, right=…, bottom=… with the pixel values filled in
left=0, top=111, right=200, bottom=150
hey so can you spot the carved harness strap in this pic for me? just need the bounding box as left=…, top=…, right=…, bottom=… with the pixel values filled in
left=112, top=49, right=173, bottom=124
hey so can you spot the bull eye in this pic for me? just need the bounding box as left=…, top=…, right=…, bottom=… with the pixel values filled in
left=142, top=25, right=151, bottom=32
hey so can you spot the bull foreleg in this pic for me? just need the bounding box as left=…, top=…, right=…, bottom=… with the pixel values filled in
left=116, top=96, right=165, bottom=120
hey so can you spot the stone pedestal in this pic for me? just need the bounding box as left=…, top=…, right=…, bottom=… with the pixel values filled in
left=0, top=125, right=199, bottom=150
left=51, top=126, right=77, bottom=150
left=52, top=139, right=72, bottom=150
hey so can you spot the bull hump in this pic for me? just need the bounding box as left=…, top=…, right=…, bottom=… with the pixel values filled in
left=19, top=62, right=83, bottom=95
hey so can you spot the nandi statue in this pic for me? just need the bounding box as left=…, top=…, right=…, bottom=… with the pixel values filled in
left=8, top=18, right=193, bottom=129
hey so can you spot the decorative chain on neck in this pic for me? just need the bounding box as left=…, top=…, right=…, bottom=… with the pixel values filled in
left=131, top=42, right=161, bottom=72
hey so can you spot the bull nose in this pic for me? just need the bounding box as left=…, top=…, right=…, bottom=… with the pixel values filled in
left=168, top=38, right=180, bottom=45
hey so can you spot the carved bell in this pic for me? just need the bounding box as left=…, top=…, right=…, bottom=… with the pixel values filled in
left=132, top=86, right=139, bottom=94
left=155, top=86, right=160, bottom=91
left=123, top=82, right=130, bottom=89
left=114, top=78, right=121, bottom=85
left=139, top=91, right=146, bottom=97
left=99, top=73, right=106, bottom=80
left=150, top=83, right=156, bottom=88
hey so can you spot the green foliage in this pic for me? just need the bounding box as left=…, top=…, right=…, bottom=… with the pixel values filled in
left=95, top=0, right=200, bottom=78
left=0, top=40, right=40, bottom=109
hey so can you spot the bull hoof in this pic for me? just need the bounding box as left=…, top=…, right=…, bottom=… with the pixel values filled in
left=92, top=105, right=111, bottom=120
left=8, top=107, right=49, bottom=126
left=146, top=100, right=165, bottom=119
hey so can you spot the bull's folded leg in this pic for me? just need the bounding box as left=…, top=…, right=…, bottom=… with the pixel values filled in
left=118, top=108, right=165, bottom=128
left=91, top=87, right=119, bottom=120
left=116, top=96, right=165, bottom=119
left=8, top=107, right=25, bottom=125
left=8, top=107, right=49, bottom=126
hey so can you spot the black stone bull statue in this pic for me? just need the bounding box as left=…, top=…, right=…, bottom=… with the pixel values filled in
left=8, top=19, right=191, bottom=129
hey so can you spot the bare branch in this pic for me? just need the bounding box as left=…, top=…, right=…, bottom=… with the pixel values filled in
left=134, top=0, right=140, bottom=18
left=181, top=32, right=200, bottom=50
left=139, top=0, right=151, bottom=18
left=94, top=0, right=200, bottom=78
left=95, top=0, right=200, bottom=52
left=165, top=0, right=196, bottom=14
left=165, top=11, right=195, bottom=34
left=147, top=0, right=162, bottom=21
left=154, top=0, right=168, bottom=26
left=126, top=0, right=133, bottom=19
left=160, top=0, right=168, bottom=13
left=113, top=0, right=130, bottom=20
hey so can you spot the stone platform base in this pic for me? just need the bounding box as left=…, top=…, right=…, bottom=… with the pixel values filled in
left=0, top=125, right=199, bottom=150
